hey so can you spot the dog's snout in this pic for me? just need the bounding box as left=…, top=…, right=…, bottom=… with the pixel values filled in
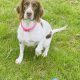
left=27, top=12, right=32, bottom=17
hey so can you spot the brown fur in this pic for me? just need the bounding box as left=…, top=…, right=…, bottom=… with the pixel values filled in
left=46, top=32, right=52, bottom=39
left=16, top=0, right=44, bottom=22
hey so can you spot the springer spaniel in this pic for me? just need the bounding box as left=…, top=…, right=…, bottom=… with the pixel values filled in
left=15, top=0, right=66, bottom=64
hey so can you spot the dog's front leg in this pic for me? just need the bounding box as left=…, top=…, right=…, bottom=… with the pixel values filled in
left=15, top=43, right=24, bottom=64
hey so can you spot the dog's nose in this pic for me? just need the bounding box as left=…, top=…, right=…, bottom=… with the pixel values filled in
left=27, top=12, right=32, bottom=17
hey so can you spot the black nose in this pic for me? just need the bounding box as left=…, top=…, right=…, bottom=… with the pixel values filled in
left=27, top=12, right=32, bottom=17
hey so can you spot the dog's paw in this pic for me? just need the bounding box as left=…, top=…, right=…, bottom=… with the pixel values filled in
left=42, top=53, right=47, bottom=57
left=35, top=48, right=42, bottom=57
left=35, top=52, right=41, bottom=57
left=15, top=58, right=22, bottom=64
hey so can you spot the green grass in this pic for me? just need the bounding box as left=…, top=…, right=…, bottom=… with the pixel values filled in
left=0, top=0, right=80, bottom=80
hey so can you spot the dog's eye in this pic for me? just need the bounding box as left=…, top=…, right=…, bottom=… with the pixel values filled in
left=24, top=2, right=29, bottom=7
left=32, top=3, right=37, bottom=8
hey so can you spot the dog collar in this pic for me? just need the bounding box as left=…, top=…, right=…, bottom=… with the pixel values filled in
left=20, top=19, right=36, bottom=32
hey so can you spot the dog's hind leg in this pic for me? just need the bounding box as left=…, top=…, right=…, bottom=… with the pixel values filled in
left=42, top=46, right=50, bottom=57
left=35, top=40, right=44, bottom=57
left=42, top=38, right=52, bottom=57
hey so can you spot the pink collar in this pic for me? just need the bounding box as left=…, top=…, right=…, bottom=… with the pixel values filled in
left=20, top=20, right=36, bottom=32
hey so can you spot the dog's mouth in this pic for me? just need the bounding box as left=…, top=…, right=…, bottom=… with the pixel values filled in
left=27, top=16, right=32, bottom=19
left=24, top=15, right=34, bottom=20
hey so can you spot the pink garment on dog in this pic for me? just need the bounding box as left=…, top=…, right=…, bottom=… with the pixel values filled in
left=20, top=19, right=36, bottom=32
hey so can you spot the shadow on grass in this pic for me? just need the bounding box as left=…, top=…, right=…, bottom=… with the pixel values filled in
left=24, top=46, right=35, bottom=61
left=23, top=46, right=49, bottom=63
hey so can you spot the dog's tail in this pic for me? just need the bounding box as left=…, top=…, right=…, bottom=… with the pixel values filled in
left=52, top=25, right=67, bottom=35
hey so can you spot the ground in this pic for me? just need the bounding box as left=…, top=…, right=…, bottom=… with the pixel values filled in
left=0, top=0, right=80, bottom=80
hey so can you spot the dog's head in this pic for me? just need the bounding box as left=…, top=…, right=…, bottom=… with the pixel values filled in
left=17, top=0, right=43, bottom=22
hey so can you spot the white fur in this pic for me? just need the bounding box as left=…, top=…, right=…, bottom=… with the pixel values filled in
left=15, top=19, right=66, bottom=64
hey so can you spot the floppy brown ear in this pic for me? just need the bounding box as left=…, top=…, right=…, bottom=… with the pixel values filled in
left=16, top=0, right=24, bottom=20
left=39, top=6, right=44, bottom=18
left=35, top=2, right=44, bottom=22
left=16, top=6, right=20, bottom=14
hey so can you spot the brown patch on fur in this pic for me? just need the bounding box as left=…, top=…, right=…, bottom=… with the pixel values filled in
left=40, top=22, right=43, bottom=27
left=46, top=32, right=52, bottom=39
left=16, top=0, right=44, bottom=22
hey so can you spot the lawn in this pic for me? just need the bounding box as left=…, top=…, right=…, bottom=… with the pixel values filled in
left=0, top=0, right=80, bottom=80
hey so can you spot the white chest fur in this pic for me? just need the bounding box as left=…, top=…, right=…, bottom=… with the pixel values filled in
left=17, top=19, right=52, bottom=46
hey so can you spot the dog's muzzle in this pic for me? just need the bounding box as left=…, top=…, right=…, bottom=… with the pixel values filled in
left=27, top=12, right=32, bottom=18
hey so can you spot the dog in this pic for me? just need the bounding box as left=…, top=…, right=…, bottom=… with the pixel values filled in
left=15, top=0, right=66, bottom=64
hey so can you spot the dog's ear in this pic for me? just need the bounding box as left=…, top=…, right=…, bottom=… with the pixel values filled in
left=35, top=2, right=44, bottom=22
left=16, top=0, right=24, bottom=20
left=16, top=6, right=20, bottom=14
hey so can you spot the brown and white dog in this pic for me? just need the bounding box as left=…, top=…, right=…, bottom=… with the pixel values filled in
left=15, top=0, right=66, bottom=64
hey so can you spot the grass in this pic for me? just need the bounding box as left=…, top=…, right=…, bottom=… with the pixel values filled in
left=0, top=0, right=80, bottom=80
